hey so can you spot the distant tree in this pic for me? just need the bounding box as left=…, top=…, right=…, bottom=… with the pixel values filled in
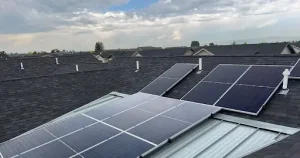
left=191, top=41, right=200, bottom=47
left=232, top=41, right=236, bottom=45
left=209, top=43, right=215, bottom=46
left=51, top=49, right=60, bottom=53
left=95, top=42, right=105, bottom=54
left=244, top=42, right=247, bottom=45
left=0, top=51, right=9, bottom=58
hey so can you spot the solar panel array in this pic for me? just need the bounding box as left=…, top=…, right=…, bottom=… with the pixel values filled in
left=0, top=92, right=220, bottom=158
left=290, top=58, right=300, bottom=78
left=182, top=64, right=291, bottom=115
left=140, top=63, right=198, bottom=95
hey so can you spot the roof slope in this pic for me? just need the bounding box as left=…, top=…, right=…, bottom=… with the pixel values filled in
left=195, top=43, right=289, bottom=55
left=0, top=53, right=103, bottom=81
left=1, top=55, right=300, bottom=157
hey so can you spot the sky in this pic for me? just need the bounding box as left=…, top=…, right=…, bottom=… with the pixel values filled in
left=0, top=0, right=300, bottom=53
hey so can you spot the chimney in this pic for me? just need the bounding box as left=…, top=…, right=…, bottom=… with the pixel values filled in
left=55, top=58, right=59, bottom=64
left=198, top=58, right=202, bottom=71
left=136, top=61, right=140, bottom=72
left=282, top=69, right=290, bottom=90
left=76, top=64, right=79, bottom=72
left=20, top=62, right=24, bottom=70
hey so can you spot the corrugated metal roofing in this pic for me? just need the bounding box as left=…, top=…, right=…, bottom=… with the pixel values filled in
left=149, top=114, right=298, bottom=158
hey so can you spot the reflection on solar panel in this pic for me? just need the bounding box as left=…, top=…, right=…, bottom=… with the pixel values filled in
left=141, top=63, right=197, bottom=95
left=290, top=58, right=300, bottom=78
left=0, top=92, right=220, bottom=158
left=182, top=64, right=291, bottom=115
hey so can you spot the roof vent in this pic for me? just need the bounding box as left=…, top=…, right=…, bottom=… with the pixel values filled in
left=55, top=58, right=59, bottom=64
left=135, top=61, right=140, bottom=72
left=197, top=58, right=202, bottom=74
left=279, top=69, right=290, bottom=95
left=20, top=62, right=24, bottom=70
left=76, top=64, right=79, bottom=72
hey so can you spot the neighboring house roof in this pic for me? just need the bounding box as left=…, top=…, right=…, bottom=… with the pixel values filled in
left=138, top=48, right=190, bottom=57
left=0, top=53, right=103, bottom=81
left=101, top=50, right=135, bottom=58
left=1, top=55, right=300, bottom=157
left=137, top=46, right=163, bottom=50
left=193, top=43, right=292, bottom=55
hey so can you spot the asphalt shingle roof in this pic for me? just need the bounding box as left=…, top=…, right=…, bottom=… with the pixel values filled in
left=1, top=55, right=300, bottom=157
left=0, top=53, right=104, bottom=81
left=195, top=43, right=290, bottom=55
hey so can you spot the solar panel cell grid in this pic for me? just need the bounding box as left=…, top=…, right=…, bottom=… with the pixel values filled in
left=0, top=93, right=220, bottom=158
left=140, top=63, right=197, bottom=95
left=182, top=82, right=231, bottom=105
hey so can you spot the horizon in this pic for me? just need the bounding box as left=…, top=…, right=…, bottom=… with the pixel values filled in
left=1, top=0, right=300, bottom=53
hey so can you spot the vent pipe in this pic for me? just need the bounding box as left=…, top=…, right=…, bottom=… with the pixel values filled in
left=136, top=61, right=140, bottom=70
left=55, top=58, right=59, bottom=64
left=198, top=58, right=202, bottom=71
left=282, top=69, right=290, bottom=90
left=76, top=64, right=79, bottom=72
left=20, top=62, right=24, bottom=70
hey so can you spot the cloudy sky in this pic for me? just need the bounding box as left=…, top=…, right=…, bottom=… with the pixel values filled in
left=0, top=0, right=300, bottom=53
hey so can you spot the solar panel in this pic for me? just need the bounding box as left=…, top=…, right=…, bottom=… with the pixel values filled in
left=182, top=82, right=231, bottom=105
left=83, top=102, right=131, bottom=120
left=0, top=129, right=55, bottom=158
left=162, top=102, right=220, bottom=124
left=236, top=66, right=290, bottom=87
left=140, top=63, right=198, bottom=95
left=140, top=77, right=178, bottom=95
left=203, top=65, right=250, bottom=83
left=0, top=93, right=220, bottom=158
left=19, top=140, right=76, bottom=158
left=45, top=114, right=96, bottom=137
left=80, top=133, right=154, bottom=158
left=103, top=108, right=155, bottom=130
left=215, top=85, right=275, bottom=115
left=61, top=123, right=120, bottom=152
left=182, top=64, right=290, bottom=115
left=289, top=58, right=300, bottom=78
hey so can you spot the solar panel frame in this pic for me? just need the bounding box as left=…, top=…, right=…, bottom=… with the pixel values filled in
left=140, top=63, right=198, bottom=95
left=289, top=58, right=300, bottom=79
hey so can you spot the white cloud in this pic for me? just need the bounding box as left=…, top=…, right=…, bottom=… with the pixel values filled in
left=1, top=0, right=300, bottom=52
left=172, top=30, right=182, bottom=40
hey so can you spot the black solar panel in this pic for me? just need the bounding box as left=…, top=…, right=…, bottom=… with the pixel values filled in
left=0, top=93, right=220, bottom=158
left=182, top=82, right=231, bottom=105
left=236, top=66, right=290, bottom=87
left=81, top=133, right=154, bottom=158
left=215, top=85, right=275, bottom=115
left=128, top=116, right=190, bottom=144
left=290, top=58, right=300, bottom=78
left=182, top=64, right=290, bottom=115
left=0, top=129, right=55, bottom=158
left=45, top=114, right=96, bottom=137
left=203, top=65, right=249, bottom=83
left=140, top=77, right=178, bottom=95
left=140, top=63, right=198, bottom=95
